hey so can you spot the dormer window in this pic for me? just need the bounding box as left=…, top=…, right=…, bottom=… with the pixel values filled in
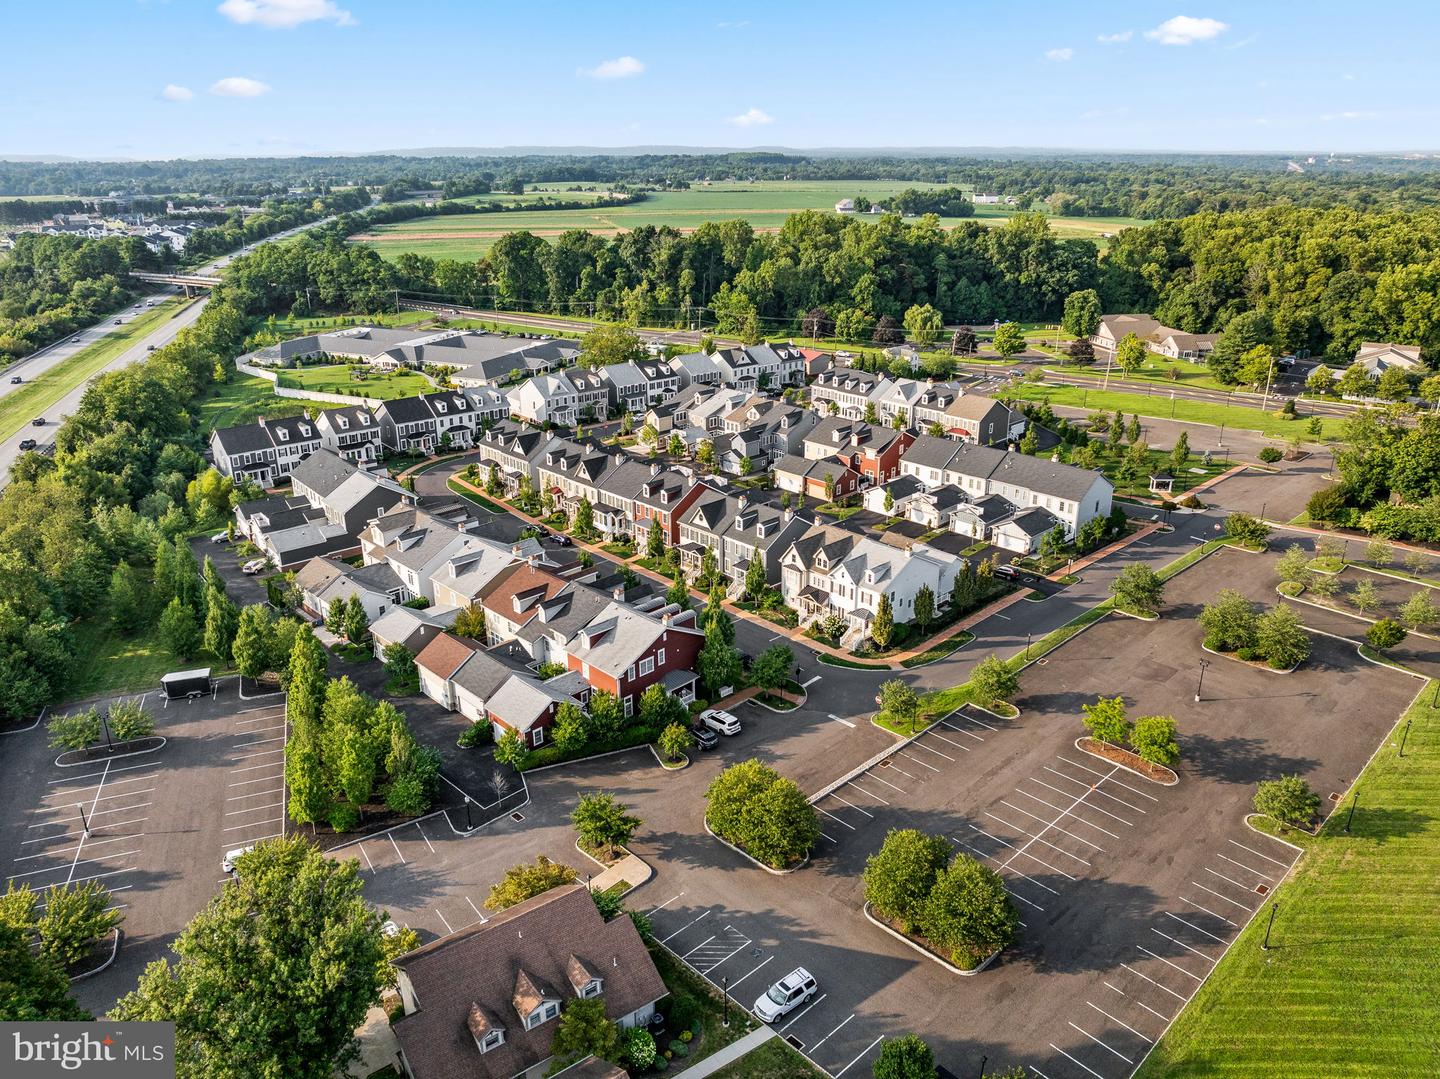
left=526, top=1002, right=560, bottom=1029
left=579, top=979, right=603, bottom=999
left=277, top=428, right=289, bottom=442
left=299, top=424, right=312, bottom=437
left=479, top=1030, right=504, bottom=1052
left=338, top=416, right=349, bottom=430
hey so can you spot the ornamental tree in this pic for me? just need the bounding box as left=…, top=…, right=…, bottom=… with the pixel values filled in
left=863, top=829, right=951, bottom=932
left=484, top=857, right=579, bottom=912
left=920, top=854, right=1019, bottom=966
left=1253, top=775, right=1320, bottom=828
left=571, top=793, right=642, bottom=858
left=1129, top=715, right=1180, bottom=766
left=1081, top=695, right=1131, bottom=745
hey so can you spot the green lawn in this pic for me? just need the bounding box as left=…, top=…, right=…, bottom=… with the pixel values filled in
left=264, top=309, right=434, bottom=335
left=1006, top=382, right=1348, bottom=441
left=351, top=180, right=1148, bottom=260
left=64, top=610, right=231, bottom=703
left=1053, top=355, right=1238, bottom=393
left=0, top=299, right=187, bottom=440
left=196, top=372, right=308, bottom=432
left=704, top=1036, right=825, bottom=1079
left=446, top=478, right=506, bottom=512
left=276, top=364, right=430, bottom=399
left=1139, top=680, right=1440, bottom=1076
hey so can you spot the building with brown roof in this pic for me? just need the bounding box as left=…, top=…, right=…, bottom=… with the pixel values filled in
left=479, top=562, right=571, bottom=644
left=392, top=884, right=667, bottom=1079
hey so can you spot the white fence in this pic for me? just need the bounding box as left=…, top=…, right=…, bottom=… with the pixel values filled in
left=234, top=353, right=385, bottom=408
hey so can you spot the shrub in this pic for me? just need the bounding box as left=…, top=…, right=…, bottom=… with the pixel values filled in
left=1129, top=715, right=1180, bottom=766
left=628, top=910, right=653, bottom=941
left=1258, top=446, right=1283, bottom=463
left=624, top=1028, right=657, bottom=1068
left=47, top=708, right=101, bottom=751
left=679, top=1030, right=692, bottom=1043
left=1199, top=589, right=1259, bottom=652
left=864, top=829, right=952, bottom=932
left=668, top=1040, right=689, bottom=1059
left=1254, top=775, right=1321, bottom=827
left=1254, top=604, right=1311, bottom=669
left=1367, top=618, right=1407, bottom=650
left=327, top=803, right=360, bottom=833
left=705, top=760, right=819, bottom=869
left=920, top=854, right=1019, bottom=965
left=665, top=996, right=700, bottom=1033
left=1223, top=512, right=1270, bottom=548
left=106, top=699, right=155, bottom=741
left=457, top=718, right=492, bottom=748
left=969, top=654, right=1019, bottom=707
left=873, top=1035, right=937, bottom=1079
left=1081, top=696, right=1131, bottom=745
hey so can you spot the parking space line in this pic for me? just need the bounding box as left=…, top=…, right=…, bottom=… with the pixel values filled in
left=416, top=823, right=436, bottom=854
left=46, top=762, right=157, bottom=787
left=227, top=788, right=283, bottom=800
left=883, top=760, right=917, bottom=780
left=1135, top=945, right=1204, bottom=981
left=47, top=786, right=155, bottom=807
left=1228, top=838, right=1292, bottom=868
left=435, top=908, right=454, bottom=934
left=389, top=834, right=407, bottom=864
left=465, top=896, right=487, bottom=924
left=647, top=893, right=684, bottom=915
left=955, top=840, right=1058, bottom=898
left=815, top=807, right=856, bottom=830
left=844, top=781, right=889, bottom=805
left=999, top=800, right=1107, bottom=851
left=828, top=714, right=856, bottom=729
left=223, top=818, right=281, bottom=831
left=1186, top=887, right=1244, bottom=921
left=1120, top=963, right=1187, bottom=1002
left=702, top=939, right=751, bottom=973
left=1042, top=767, right=1145, bottom=813
left=811, top=1014, right=854, bottom=1052
left=356, top=844, right=375, bottom=871
left=727, top=955, right=774, bottom=990
left=1203, top=866, right=1260, bottom=893
left=1069, top=1020, right=1132, bottom=1063
left=1016, top=787, right=1130, bottom=833
left=13, top=834, right=137, bottom=861
left=660, top=909, right=710, bottom=943
left=955, top=710, right=997, bottom=731
left=234, top=736, right=286, bottom=749
left=906, top=740, right=955, bottom=763
left=83, top=802, right=151, bottom=819
left=938, top=721, right=985, bottom=742
left=228, top=761, right=283, bottom=773
left=1048, top=1044, right=1106, bottom=1079
left=919, top=730, right=969, bottom=752
left=1186, top=882, right=1252, bottom=912
left=896, top=752, right=940, bottom=773
left=1028, top=777, right=1140, bottom=823
left=863, top=772, right=908, bottom=795
left=9, top=848, right=140, bottom=882
left=225, top=801, right=283, bottom=815
left=827, top=794, right=874, bottom=818
left=1150, top=927, right=1216, bottom=963
left=681, top=935, right=718, bottom=959
left=777, top=994, right=826, bottom=1033
left=834, top=1035, right=885, bottom=1078
left=228, top=775, right=282, bottom=787
left=1104, top=981, right=1172, bottom=1024
left=963, top=830, right=1073, bottom=880
left=972, top=823, right=1091, bottom=867
left=1086, top=1001, right=1154, bottom=1044
left=1165, top=911, right=1228, bottom=943
left=1215, top=852, right=1273, bottom=880
left=803, top=676, right=821, bottom=688
left=1054, top=755, right=1159, bottom=801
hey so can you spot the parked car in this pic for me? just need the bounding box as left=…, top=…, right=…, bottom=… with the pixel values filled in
left=30, top=418, right=44, bottom=427
left=700, top=708, right=741, bottom=736
left=17, top=439, right=36, bottom=451
left=242, top=558, right=269, bottom=575
left=754, top=968, right=818, bottom=1023
left=689, top=724, right=719, bottom=750
left=9, top=376, right=21, bottom=384
left=381, top=919, right=402, bottom=939
left=222, top=845, right=254, bottom=874
left=210, top=532, right=230, bottom=544
left=552, top=534, right=573, bottom=547
left=994, top=563, right=1021, bottom=580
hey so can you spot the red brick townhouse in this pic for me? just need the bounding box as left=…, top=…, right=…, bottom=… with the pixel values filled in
left=565, top=598, right=703, bottom=718
left=801, top=417, right=913, bottom=485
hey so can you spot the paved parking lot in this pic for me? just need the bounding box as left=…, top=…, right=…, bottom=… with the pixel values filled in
left=0, top=678, right=289, bottom=1011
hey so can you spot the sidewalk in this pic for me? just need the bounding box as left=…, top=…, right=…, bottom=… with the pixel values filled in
left=678, top=1026, right=776, bottom=1079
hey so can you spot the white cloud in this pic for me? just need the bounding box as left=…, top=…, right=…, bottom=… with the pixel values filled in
left=577, top=55, right=645, bottom=79
left=210, top=76, right=272, bottom=97
left=1045, top=47, right=1074, bottom=62
left=717, top=20, right=750, bottom=28
left=1144, top=15, right=1228, bottom=45
left=1342, top=72, right=1356, bottom=81
left=1097, top=30, right=1132, bottom=43
left=727, top=107, right=774, bottom=128
left=217, top=0, right=353, bottom=28
left=1321, top=110, right=1376, bottom=122
left=161, top=84, right=194, bottom=101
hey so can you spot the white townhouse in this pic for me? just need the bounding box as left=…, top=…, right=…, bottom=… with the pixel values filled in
left=808, top=367, right=891, bottom=418
left=779, top=525, right=962, bottom=647
left=507, top=373, right=579, bottom=426
left=668, top=351, right=726, bottom=390
left=209, top=414, right=322, bottom=487
left=314, top=405, right=382, bottom=466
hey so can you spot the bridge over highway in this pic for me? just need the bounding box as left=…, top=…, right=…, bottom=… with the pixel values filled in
left=130, top=271, right=223, bottom=296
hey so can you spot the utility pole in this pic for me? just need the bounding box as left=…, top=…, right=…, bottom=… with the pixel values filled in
left=1194, top=658, right=1210, bottom=703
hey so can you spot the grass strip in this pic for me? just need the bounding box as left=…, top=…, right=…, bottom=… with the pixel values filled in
left=0, top=300, right=185, bottom=440
left=1138, top=681, right=1440, bottom=1077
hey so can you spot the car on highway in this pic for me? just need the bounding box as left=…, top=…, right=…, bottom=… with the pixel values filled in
left=689, top=723, right=719, bottom=750
left=70, top=337, right=80, bottom=343
left=9, top=376, right=20, bottom=384
left=700, top=708, right=741, bottom=736
left=242, top=558, right=269, bottom=575
left=147, top=345, right=157, bottom=351
left=754, top=968, right=818, bottom=1023
left=30, top=418, right=44, bottom=427
left=17, top=439, right=37, bottom=451
left=113, top=319, right=122, bottom=325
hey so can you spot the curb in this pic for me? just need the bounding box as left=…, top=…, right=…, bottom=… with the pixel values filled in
left=1074, top=737, right=1178, bottom=787
left=1200, top=641, right=1298, bottom=674
left=70, top=928, right=122, bottom=982
left=54, top=736, right=167, bottom=768
left=703, top=820, right=807, bottom=876
left=1244, top=813, right=1313, bottom=849
left=522, top=743, right=651, bottom=774
left=649, top=744, right=689, bottom=770
left=862, top=903, right=997, bottom=977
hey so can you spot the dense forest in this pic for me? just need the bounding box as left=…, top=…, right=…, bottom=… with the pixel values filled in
left=7, top=152, right=1440, bottom=216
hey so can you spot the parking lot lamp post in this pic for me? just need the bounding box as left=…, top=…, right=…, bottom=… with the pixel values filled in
left=1344, top=791, right=1358, bottom=833
left=1025, top=632, right=1031, bottom=662
left=99, top=709, right=114, bottom=752
left=463, top=796, right=473, bottom=831
left=979, top=1055, right=987, bottom=1078
left=1261, top=903, right=1279, bottom=950
left=75, top=802, right=91, bottom=838
left=1400, top=719, right=1413, bottom=757
left=1194, top=659, right=1210, bottom=703
left=721, top=975, right=730, bottom=1027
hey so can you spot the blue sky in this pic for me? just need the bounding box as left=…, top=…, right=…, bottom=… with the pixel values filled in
left=3, top=0, right=1437, bottom=159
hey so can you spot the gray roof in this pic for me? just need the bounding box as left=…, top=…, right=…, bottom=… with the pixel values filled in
left=290, top=448, right=361, bottom=498
left=772, top=453, right=855, bottom=484
left=1002, top=506, right=1061, bottom=537
left=451, top=648, right=517, bottom=703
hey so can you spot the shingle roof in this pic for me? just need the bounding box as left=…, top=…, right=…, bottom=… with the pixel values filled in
left=393, top=884, right=665, bottom=1079
left=290, top=448, right=360, bottom=498
left=416, top=632, right=480, bottom=680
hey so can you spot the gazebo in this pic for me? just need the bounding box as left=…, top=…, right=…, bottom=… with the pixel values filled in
left=1148, top=472, right=1175, bottom=496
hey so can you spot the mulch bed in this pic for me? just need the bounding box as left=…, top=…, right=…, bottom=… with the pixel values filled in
left=54, top=735, right=165, bottom=766
left=868, top=907, right=982, bottom=971
left=1078, top=737, right=1178, bottom=784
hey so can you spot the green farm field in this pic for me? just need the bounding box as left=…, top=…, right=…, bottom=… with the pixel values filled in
left=353, top=181, right=1145, bottom=261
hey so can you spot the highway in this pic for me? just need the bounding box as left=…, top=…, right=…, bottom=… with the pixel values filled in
left=0, top=214, right=339, bottom=489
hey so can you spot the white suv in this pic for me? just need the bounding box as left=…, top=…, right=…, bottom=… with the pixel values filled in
left=700, top=708, right=741, bottom=736
left=754, top=967, right=817, bottom=1023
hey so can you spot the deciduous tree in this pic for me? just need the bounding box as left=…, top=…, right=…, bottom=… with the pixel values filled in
left=484, top=856, right=578, bottom=911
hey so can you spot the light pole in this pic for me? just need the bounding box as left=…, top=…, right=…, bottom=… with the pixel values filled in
left=75, top=802, right=91, bottom=838
left=721, top=975, right=730, bottom=1027
left=99, top=709, right=114, bottom=752
left=1399, top=718, right=1413, bottom=757
left=1261, top=903, right=1279, bottom=950
left=1194, top=658, right=1210, bottom=703
left=1344, top=791, right=1358, bottom=833
left=1025, top=632, right=1032, bottom=662
left=463, top=795, right=473, bottom=830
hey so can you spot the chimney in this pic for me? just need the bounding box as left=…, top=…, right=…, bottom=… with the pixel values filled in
left=783, top=507, right=794, bottom=523
left=527, top=554, right=538, bottom=568
left=737, top=494, right=748, bottom=511
left=612, top=584, right=626, bottom=601
left=661, top=611, right=673, bottom=626
left=650, top=461, right=661, bottom=476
